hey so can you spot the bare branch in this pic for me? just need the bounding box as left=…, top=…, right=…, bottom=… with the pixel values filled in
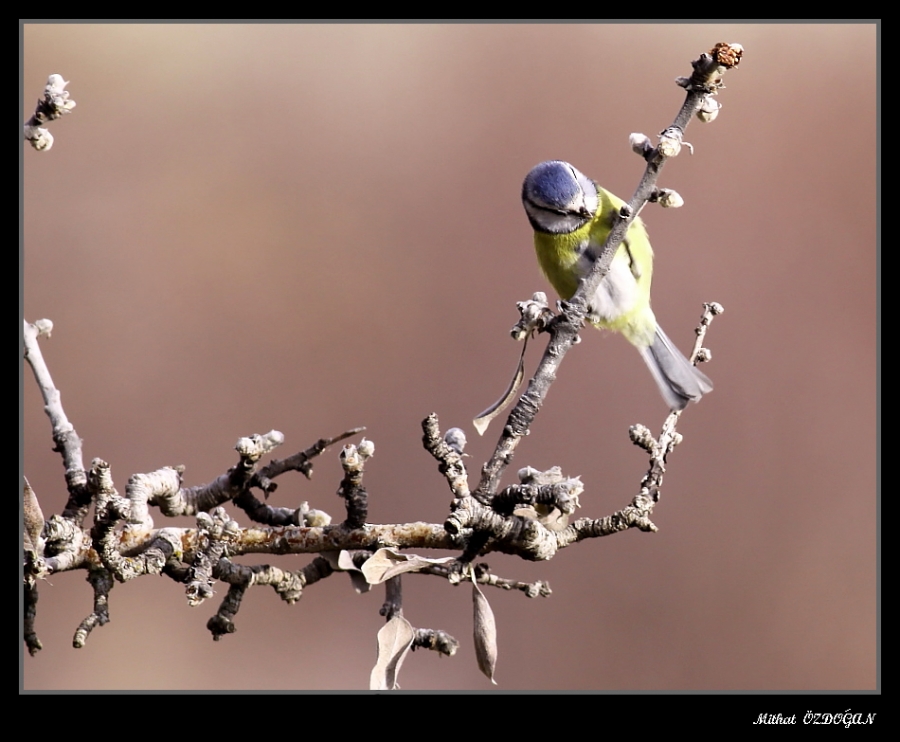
left=73, top=568, right=113, bottom=648
left=24, top=581, right=42, bottom=656
left=23, top=319, right=90, bottom=524
left=380, top=575, right=403, bottom=620
left=206, top=557, right=317, bottom=639
left=412, top=628, right=459, bottom=656
left=422, top=414, right=472, bottom=500
left=337, top=440, right=373, bottom=529
left=253, top=427, right=365, bottom=493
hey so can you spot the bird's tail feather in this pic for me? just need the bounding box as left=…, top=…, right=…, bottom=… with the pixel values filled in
left=638, top=326, right=713, bottom=411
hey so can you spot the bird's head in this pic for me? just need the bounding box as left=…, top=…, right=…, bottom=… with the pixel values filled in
left=521, top=160, right=598, bottom=234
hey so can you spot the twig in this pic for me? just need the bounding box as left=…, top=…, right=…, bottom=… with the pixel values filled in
left=251, top=427, right=365, bottom=494
left=23, top=319, right=90, bottom=524
left=412, top=628, right=459, bottom=656
left=72, top=569, right=113, bottom=648
left=337, top=440, right=374, bottom=529
left=422, top=414, right=472, bottom=501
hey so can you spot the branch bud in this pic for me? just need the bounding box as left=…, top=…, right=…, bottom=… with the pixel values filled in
left=655, top=188, right=684, bottom=209
left=304, top=509, right=332, bottom=527
left=44, top=75, right=77, bottom=114
left=517, top=466, right=540, bottom=482
left=629, top=132, right=653, bottom=158
left=357, top=438, right=375, bottom=460
left=696, top=95, right=721, bottom=123
left=34, top=318, right=54, bottom=338
left=28, top=129, right=54, bottom=151
left=444, top=427, right=467, bottom=455
left=657, top=127, right=684, bottom=158
left=517, top=465, right=563, bottom=485
left=512, top=292, right=552, bottom=340
left=711, top=42, right=744, bottom=70
left=629, top=424, right=655, bottom=452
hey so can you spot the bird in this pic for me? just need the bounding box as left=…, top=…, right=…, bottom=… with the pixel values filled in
left=521, top=160, right=712, bottom=410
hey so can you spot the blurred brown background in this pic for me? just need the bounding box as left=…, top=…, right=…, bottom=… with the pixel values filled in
left=22, top=24, right=877, bottom=691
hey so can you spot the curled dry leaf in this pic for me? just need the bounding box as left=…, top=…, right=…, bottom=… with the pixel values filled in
left=23, top=478, right=44, bottom=556
left=370, top=614, right=415, bottom=690
left=319, top=550, right=372, bottom=593
left=361, top=548, right=455, bottom=585
left=473, top=335, right=529, bottom=436
left=473, top=581, right=498, bottom=684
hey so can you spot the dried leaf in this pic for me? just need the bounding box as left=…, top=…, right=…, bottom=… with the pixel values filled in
left=347, top=572, right=372, bottom=594
left=369, top=614, right=415, bottom=690
left=23, top=478, right=44, bottom=556
left=319, top=551, right=342, bottom=570
left=473, top=581, right=498, bottom=684
left=336, top=550, right=359, bottom=571
left=320, top=550, right=372, bottom=593
left=472, top=335, right=529, bottom=436
left=361, top=548, right=455, bottom=585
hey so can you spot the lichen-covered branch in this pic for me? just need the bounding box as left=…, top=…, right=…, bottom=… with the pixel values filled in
left=420, top=560, right=552, bottom=598
left=422, top=415, right=472, bottom=501
left=337, top=440, right=373, bottom=529
left=412, top=628, right=459, bottom=656
left=23, top=319, right=90, bottom=524
left=72, top=568, right=113, bottom=648
left=252, top=427, right=365, bottom=494
left=206, top=557, right=321, bottom=639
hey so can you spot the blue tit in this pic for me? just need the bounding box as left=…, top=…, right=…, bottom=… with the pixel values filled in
left=521, top=160, right=712, bottom=410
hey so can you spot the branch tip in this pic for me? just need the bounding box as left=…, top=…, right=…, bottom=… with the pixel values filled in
left=24, top=75, right=76, bottom=151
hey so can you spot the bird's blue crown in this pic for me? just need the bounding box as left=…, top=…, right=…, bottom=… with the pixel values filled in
left=524, top=160, right=580, bottom=209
